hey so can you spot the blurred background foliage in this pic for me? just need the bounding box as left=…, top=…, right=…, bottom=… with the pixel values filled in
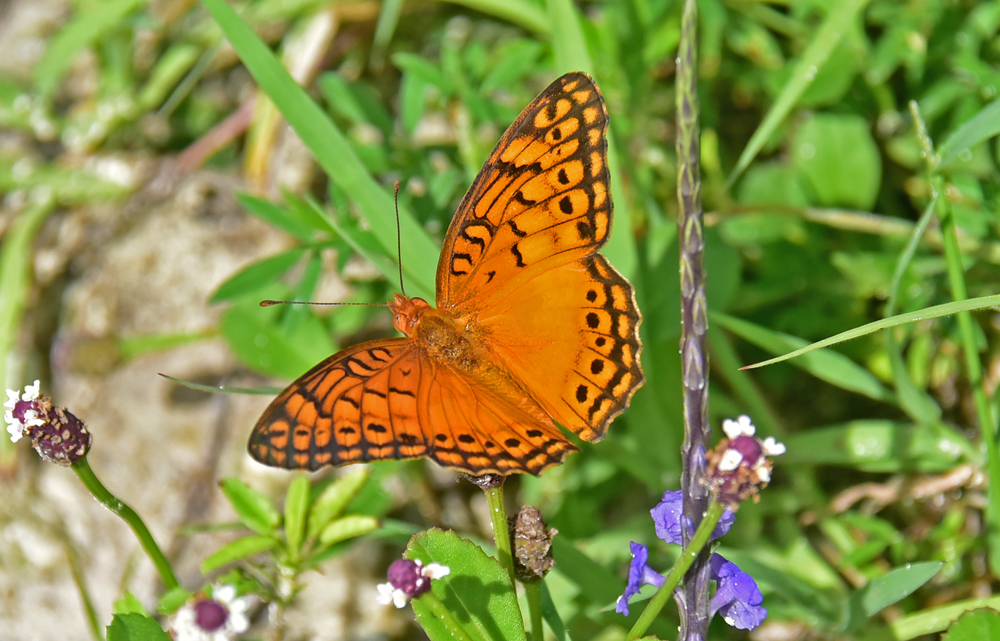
left=3, top=0, right=1000, bottom=639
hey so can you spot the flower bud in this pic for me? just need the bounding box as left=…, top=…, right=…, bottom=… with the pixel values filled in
left=508, top=506, right=557, bottom=583
left=5, top=381, right=92, bottom=466
left=705, top=415, right=785, bottom=508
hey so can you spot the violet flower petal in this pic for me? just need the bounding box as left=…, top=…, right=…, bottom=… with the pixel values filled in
left=615, top=542, right=665, bottom=616
left=708, top=554, right=767, bottom=630
left=651, top=490, right=735, bottom=545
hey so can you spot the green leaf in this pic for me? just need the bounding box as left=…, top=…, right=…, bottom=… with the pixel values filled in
left=112, top=591, right=149, bottom=616
left=202, top=0, right=439, bottom=296
left=741, top=293, right=1000, bottom=370
left=210, top=248, right=307, bottom=303
left=201, top=534, right=279, bottom=574
left=713, top=312, right=894, bottom=403
left=408, top=528, right=527, bottom=641
left=307, top=468, right=371, bottom=539
left=944, top=609, right=1000, bottom=641
left=443, top=0, right=549, bottom=35
left=284, top=476, right=310, bottom=559
left=782, top=420, right=969, bottom=472
left=392, top=53, right=454, bottom=95
left=727, top=0, right=872, bottom=188
left=236, top=193, right=316, bottom=242
left=220, top=290, right=336, bottom=379
left=540, top=581, right=571, bottom=641
left=220, top=478, right=281, bottom=535
left=106, top=613, right=170, bottom=641
left=792, top=113, right=882, bottom=210
left=319, top=515, right=380, bottom=547
left=550, top=536, right=623, bottom=606
left=34, top=0, right=146, bottom=97
left=938, top=99, right=1000, bottom=166
left=156, top=586, right=193, bottom=615
left=845, top=562, right=942, bottom=630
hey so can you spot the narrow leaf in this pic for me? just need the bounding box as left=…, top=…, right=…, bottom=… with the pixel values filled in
left=236, top=193, right=316, bottom=241
left=284, top=476, right=310, bottom=559
left=220, top=478, right=281, bottom=535
left=307, top=468, right=371, bottom=539
left=318, top=515, right=380, bottom=547
left=938, top=99, right=1000, bottom=166
left=201, top=534, right=279, bottom=574
left=210, top=248, right=307, bottom=303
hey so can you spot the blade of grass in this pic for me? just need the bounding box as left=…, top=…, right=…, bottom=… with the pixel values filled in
left=725, top=0, right=872, bottom=190
left=34, top=0, right=146, bottom=98
left=202, top=0, right=438, bottom=296
left=444, top=0, right=550, bottom=35
left=546, top=0, right=638, bottom=279
left=937, top=98, right=1000, bottom=167
left=740, top=294, right=1000, bottom=370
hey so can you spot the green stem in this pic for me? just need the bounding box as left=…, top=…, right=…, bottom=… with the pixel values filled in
left=524, top=581, right=544, bottom=641
left=65, top=540, right=103, bottom=641
left=72, top=457, right=180, bottom=591
left=416, top=592, right=478, bottom=641
left=625, top=500, right=725, bottom=641
left=482, top=481, right=516, bottom=587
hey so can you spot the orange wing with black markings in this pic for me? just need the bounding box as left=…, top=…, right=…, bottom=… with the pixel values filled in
left=249, top=73, right=642, bottom=477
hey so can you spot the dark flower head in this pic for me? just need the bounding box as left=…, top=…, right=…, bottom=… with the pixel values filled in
left=651, top=490, right=735, bottom=545
left=705, top=415, right=785, bottom=508
left=168, top=584, right=251, bottom=641
left=509, top=506, right=557, bottom=583
left=615, top=542, right=665, bottom=616
left=5, top=381, right=92, bottom=466
left=709, top=554, right=767, bottom=630
left=376, top=558, right=450, bottom=608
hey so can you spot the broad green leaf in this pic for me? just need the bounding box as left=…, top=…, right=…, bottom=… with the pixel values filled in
left=318, top=515, right=380, bottom=547
left=727, top=0, right=872, bottom=188
left=307, top=468, right=371, bottom=539
left=792, top=114, right=881, bottom=210
left=408, top=528, right=526, bottom=641
left=106, top=613, right=170, bottom=641
left=741, top=293, right=1000, bottom=370
left=782, top=420, right=969, bottom=472
left=210, top=248, right=307, bottom=303
left=713, top=312, right=894, bottom=403
left=236, top=193, right=316, bottom=242
left=202, top=0, right=439, bottom=296
left=220, top=291, right=336, bottom=379
left=844, top=562, right=942, bottom=631
left=861, top=596, right=1000, bottom=641
left=201, top=534, right=279, bottom=574
left=943, top=609, right=1000, bottom=641
left=220, top=478, right=281, bottom=535
left=284, top=476, right=310, bottom=559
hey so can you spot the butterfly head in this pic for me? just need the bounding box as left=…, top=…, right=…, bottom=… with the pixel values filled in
left=389, top=294, right=431, bottom=336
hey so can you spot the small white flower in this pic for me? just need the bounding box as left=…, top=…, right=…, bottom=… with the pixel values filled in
left=718, top=449, right=744, bottom=472
left=376, top=582, right=409, bottom=608
left=168, top=584, right=251, bottom=641
left=423, top=562, right=450, bottom=579
left=5, top=381, right=44, bottom=443
left=762, top=437, right=786, bottom=457
left=722, top=415, right=755, bottom=439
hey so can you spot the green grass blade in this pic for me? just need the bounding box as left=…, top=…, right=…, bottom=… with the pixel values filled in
left=714, top=312, right=895, bottom=402
left=938, top=99, right=1000, bottom=167
left=444, top=0, right=550, bottom=35
left=546, top=0, right=638, bottom=279
left=725, top=0, right=872, bottom=190
left=741, top=294, right=1000, bottom=370
left=201, top=0, right=438, bottom=296
left=34, top=0, right=146, bottom=98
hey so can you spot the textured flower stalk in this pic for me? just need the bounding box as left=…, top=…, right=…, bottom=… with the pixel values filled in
left=675, top=0, right=712, bottom=639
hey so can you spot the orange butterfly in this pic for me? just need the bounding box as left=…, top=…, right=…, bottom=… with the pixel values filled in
left=249, top=72, right=643, bottom=476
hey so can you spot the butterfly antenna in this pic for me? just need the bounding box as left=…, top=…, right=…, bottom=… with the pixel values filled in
left=260, top=300, right=388, bottom=308
left=394, top=181, right=407, bottom=297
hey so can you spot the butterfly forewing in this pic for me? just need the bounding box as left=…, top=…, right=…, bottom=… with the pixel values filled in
left=437, top=72, right=613, bottom=310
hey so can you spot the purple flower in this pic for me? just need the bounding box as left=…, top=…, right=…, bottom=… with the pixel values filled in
left=5, top=380, right=92, bottom=466
left=651, top=490, right=735, bottom=545
left=709, top=554, right=767, bottom=630
left=376, top=558, right=450, bottom=608
left=615, top=542, right=665, bottom=616
left=168, top=584, right=251, bottom=641
left=706, top=415, right=785, bottom=507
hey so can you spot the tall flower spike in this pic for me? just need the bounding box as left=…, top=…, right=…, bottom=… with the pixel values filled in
left=376, top=558, right=450, bottom=608
left=5, top=381, right=92, bottom=466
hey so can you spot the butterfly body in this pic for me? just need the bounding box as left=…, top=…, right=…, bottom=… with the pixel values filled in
left=250, top=72, right=644, bottom=476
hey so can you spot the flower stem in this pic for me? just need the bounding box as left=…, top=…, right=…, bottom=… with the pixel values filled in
left=524, top=581, right=544, bottom=641
left=626, top=500, right=725, bottom=640
left=417, top=592, right=478, bottom=641
left=72, top=456, right=180, bottom=591
left=482, top=479, right=516, bottom=587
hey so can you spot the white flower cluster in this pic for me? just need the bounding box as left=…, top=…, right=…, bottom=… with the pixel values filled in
left=4, top=380, right=42, bottom=443
left=168, top=585, right=251, bottom=641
